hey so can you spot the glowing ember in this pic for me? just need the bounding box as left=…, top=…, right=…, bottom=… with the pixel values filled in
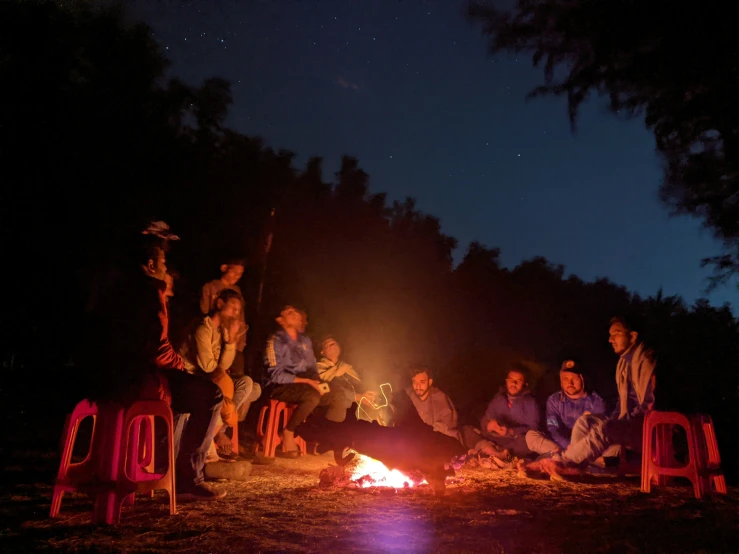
left=349, top=453, right=426, bottom=489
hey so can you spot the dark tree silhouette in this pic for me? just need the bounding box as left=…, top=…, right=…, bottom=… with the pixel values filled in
left=467, top=0, right=739, bottom=284
left=0, top=0, right=736, bottom=481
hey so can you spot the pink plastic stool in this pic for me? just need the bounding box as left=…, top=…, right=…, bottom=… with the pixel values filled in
left=256, top=399, right=307, bottom=457
left=641, top=410, right=727, bottom=499
left=50, top=399, right=177, bottom=524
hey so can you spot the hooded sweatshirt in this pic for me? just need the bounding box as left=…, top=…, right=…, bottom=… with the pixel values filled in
left=404, top=386, right=460, bottom=441
left=613, top=341, right=656, bottom=420
left=546, top=391, right=607, bottom=448
left=481, top=388, right=540, bottom=438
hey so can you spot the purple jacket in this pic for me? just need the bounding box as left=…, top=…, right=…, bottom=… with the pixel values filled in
left=546, top=391, right=607, bottom=449
left=480, top=389, right=540, bottom=439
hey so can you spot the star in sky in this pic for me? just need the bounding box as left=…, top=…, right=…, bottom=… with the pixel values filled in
left=132, top=0, right=735, bottom=311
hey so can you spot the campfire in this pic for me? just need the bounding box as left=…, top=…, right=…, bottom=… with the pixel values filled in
left=348, top=452, right=426, bottom=489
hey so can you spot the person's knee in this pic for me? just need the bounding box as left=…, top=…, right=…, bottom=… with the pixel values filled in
left=525, top=430, right=541, bottom=450
left=303, top=389, right=321, bottom=410
left=250, top=383, right=262, bottom=401
left=337, top=393, right=353, bottom=410
left=206, top=381, right=224, bottom=410
left=233, top=376, right=250, bottom=394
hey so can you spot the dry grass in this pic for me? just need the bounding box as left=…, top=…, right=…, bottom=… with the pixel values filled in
left=1, top=449, right=737, bottom=553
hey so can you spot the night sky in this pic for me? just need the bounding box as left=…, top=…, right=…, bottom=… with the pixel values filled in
left=130, top=0, right=735, bottom=311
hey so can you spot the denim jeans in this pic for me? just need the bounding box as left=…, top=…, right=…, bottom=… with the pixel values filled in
left=559, top=413, right=642, bottom=465
left=160, top=369, right=223, bottom=488
left=233, top=375, right=262, bottom=422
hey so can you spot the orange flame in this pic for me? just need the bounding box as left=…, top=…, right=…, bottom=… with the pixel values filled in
left=349, top=453, right=427, bottom=489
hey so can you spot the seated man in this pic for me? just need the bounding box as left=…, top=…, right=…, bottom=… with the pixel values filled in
left=525, top=359, right=607, bottom=455
left=316, top=336, right=377, bottom=419
left=264, top=306, right=352, bottom=457
left=180, top=288, right=260, bottom=458
left=200, top=258, right=248, bottom=376
left=83, top=222, right=225, bottom=500
left=479, top=364, right=540, bottom=459
left=538, top=316, right=656, bottom=479
left=394, top=366, right=462, bottom=442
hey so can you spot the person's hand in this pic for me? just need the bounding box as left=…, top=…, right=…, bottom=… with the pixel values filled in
left=486, top=420, right=500, bottom=434
left=498, top=425, right=509, bottom=437
left=211, top=367, right=228, bottom=381
left=362, top=391, right=377, bottom=404
left=226, top=320, right=244, bottom=343
left=297, top=378, right=325, bottom=395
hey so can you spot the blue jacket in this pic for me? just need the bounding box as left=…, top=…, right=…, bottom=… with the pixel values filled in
left=264, top=330, right=319, bottom=387
left=546, top=391, right=607, bottom=449
left=481, top=389, right=540, bottom=439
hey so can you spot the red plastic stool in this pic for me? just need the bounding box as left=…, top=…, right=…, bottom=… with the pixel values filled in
left=641, top=410, right=727, bottom=499
left=123, top=414, right=156, bottom=505
left=50, top=399, right=177, bottom=524
left=255, top=399, right=307, bottom=457
left=694, top=414, right=728, bottom=495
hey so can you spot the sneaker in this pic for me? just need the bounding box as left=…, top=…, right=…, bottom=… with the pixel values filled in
left=592, top=456, right=607, bottom=468
left=176, top=482, right=227, bottom=501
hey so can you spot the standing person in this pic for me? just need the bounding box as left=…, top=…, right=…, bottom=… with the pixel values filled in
left=83, top=222, right=226, bottom=500
left=264, top=306, right=352, bottom=457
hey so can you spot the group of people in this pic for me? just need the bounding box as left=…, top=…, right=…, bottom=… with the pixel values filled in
left=395, top=318, right=656, bottom=480
left=84, top=220, right=656, bottom=501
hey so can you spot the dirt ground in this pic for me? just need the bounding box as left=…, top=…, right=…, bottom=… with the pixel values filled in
left=1, top=448, right=736, bottom=554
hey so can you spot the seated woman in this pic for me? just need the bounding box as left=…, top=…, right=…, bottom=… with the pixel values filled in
left=316, top=336, right=378, bottom=420
left=179, top=288, right=260, bottom=459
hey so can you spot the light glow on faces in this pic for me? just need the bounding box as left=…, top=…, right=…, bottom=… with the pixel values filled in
left=411, top=371, right=432, bottom=401
left=505, top=370, right=526, bottom=396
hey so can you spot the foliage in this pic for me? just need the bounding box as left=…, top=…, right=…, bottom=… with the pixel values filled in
left=0, top=0, right=736, bottom=478
left=467, top=0, right=739, bottom=280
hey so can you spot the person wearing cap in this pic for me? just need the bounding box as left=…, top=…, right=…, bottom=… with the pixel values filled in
left=82, top=222, right=227, bottom=500
left=525, top=359, right=607, bottom=455
left=537, top=316, right=657, bottom=480
left=316, top=336, right=377, bottom=412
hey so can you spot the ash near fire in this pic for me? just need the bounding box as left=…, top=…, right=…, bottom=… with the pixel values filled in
left=296, top=405, right=466, bottom=495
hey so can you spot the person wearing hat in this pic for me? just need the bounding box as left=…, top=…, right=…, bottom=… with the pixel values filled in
left=535, top=316, right=656, bottom=480
left=82, top=222, right=227, bottom=500
left=525, top=358, right=607, bottom=455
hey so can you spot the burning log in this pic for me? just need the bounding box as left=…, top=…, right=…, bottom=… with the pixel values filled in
left=296, top=407, right=466, bottom=495
left=318, top=464, right=349, bottom=487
